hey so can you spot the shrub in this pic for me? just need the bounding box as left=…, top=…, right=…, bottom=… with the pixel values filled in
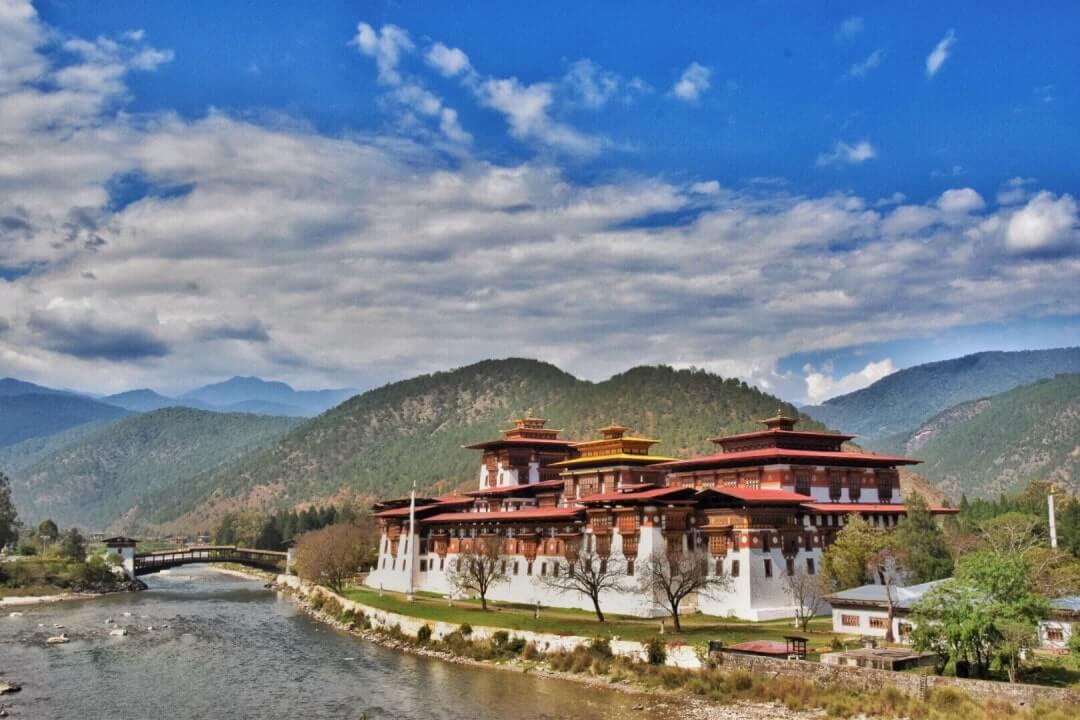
left=588, top=636, right=613, bottom=658
left=309, top=593, right=326, bottom=611
left=459, top=623, right=472, bottom=636
left=417, top=624, right=432, bottom=643
left=492, top=630, right=510, bottom=646
left=321, top=596, right=343, bottom=618
left=645, top=637, right=667, bottom=665
left=504, top=636, right=526, bottom=654
left=522, top=642, right=541, bottom=661
left=387, top=623, right=406, bottom=641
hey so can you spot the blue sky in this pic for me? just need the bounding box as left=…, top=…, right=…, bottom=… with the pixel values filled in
left=1, top=0, right=1077, bottom=402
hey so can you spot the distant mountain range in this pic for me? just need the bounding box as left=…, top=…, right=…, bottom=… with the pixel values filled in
left=873, top=374, right=1080, bottom=500
left=104, top=376, right=356, bottom=417
left=801, top=348, right=1080, bottom=440
left=0, top=393, right=131, bottom=448
left=2, top=407, right=303, bottom=530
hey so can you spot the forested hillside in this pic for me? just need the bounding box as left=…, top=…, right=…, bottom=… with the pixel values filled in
left=3, top=408, right=302, bottom=530
left=875, top=374, right=1080, bottom=499
left=802, top=348, right=1080, bottom=439
left=135, top=359, right=826, bottom=532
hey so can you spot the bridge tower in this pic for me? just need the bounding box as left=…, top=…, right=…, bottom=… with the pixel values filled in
left=104, top=536, right=138, bottom=579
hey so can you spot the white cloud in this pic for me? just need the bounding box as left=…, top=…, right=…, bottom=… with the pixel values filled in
left=352, top=23, right=469, bottom=144
left=690, top=180, right=721, bottom=195
left=937, top=188, right=985, bottom=214
left=352, top=23, right=413, bottom=85
left=835, top=16, right=864, bottom=42
left=478, top=76, right=602, bottom=156
left=997, top=176, right=1036, bottom=205
left=816, top=140, right=876, bottom=166
left=1005, top=192, right=1080, bottom=254
left=671, top=62, right=711, bottom=102
left=425, top=42, right=470, bottom=77
left=805, top=358, right=896, bottom=404
left=926, top=29, right=956, bottom=77
left=849, top=49, right=884, bottom=78
left=563, top=59, right=620, bottom=109
left=2, top=3, right=1079, bottom=400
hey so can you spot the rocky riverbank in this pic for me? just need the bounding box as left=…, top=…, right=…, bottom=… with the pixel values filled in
left=276, top=579, right=823, bottom=720
left=0, top=577, right=145, bottom=607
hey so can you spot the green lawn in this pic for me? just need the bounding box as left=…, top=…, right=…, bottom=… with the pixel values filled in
left=341, top=585, right=838, bottom=657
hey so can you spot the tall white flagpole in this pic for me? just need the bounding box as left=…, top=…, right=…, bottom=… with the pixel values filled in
left=407, top=479, right=417, bottom=600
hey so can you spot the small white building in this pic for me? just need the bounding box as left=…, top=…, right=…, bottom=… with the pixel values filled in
left=1039, top=596, right=1079, bottom=650
left=825, top=580, right=944, bottom=643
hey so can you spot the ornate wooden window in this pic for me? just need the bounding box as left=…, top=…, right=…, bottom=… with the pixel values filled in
left=595, top=535, right=611, bottom=557
left=877, top=471, right=896, bottom=502
left=794, top=470, right=812, bottom=496
left=828, top=471, right=844, bottom=501
left=869, top=617, right=888, bottom=629
left=842, top=614, right=860, bottom=628
left=721, top=472, right=738, bottom=488
left=731, top=559, right=740, bottom=577
left=708, top=534, right=729, bottom=557
left=621, top=535, right=639, bottom=557
left=1046, top=628, right=1065, bottom=642
left=848, top=471, right=862, bottom=501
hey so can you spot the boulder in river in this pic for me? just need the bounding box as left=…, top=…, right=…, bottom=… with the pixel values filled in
left=0, top=682, right=20, bottom=695
left=46, top=633, right=69, bottom=645
left=109, top=628, right=126, bottom=637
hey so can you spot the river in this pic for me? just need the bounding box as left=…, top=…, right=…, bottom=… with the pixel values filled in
left=0, top=566, right=683, bottom=720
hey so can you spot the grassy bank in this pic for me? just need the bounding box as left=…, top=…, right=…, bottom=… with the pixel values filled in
left=304, top=588, right=1079, bottom=720
left=342, top=585, right=838, bottom=656
left=0, top=556, right=133, bottom=598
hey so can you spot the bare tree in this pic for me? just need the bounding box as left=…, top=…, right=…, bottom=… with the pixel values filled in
left=784, top=565, right=826, bottom=631
left=535, top=551, right=625, bottom=622
left=978, top=513, right=1045, bottom=555
left=447, top=538, right=508, bottom=610
left=295, top=524, right=372, bottom=593
left=638, top=549, right=730, bottom=632
left=867, top=544, right=907, bottom=643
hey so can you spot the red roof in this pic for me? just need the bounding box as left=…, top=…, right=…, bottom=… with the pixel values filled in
left=464, top=438, right=577, bottom=450
left=374, top=496, right=473, bottom=518
left=725, top=640, right=793, bottom=656
left=656, top=448, right=920, bottom=470
left=421, top=508, right=584, bottom=524
left=801, top=503, right=958, bottom=514
left=578, top=486, right=694, bottom=504
left=466, top=479, right=565, bottom=497
left=700, top=487, right=815, bottom=504
left=712, top=429, right=853, bottom=443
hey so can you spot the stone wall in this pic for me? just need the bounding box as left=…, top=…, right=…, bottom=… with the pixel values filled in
left=280, top=575, right=1078, bottom=708
left=714, top=652, right=1080, bottom=708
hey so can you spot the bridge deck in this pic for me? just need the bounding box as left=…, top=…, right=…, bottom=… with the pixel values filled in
left=134, top=546, right=287, bottom=576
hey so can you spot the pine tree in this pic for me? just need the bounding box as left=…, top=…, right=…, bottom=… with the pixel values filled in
left=0, top=472, right=20, bottom=549
left=894, top=493, right=954, bottom=583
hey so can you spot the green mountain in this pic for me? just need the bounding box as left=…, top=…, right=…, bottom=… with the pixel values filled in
left=3, top=407, right=302, bottom=530
left=802, top=348, right=1080, bottom=439
left=130, top=359, right=826, bottom=531
left=0, top=393, right=132, bottom=448
left=874, top=374, right=1080, bottom=499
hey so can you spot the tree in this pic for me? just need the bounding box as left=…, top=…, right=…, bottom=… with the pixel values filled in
left=866, top=542, right=906, bottom=643
left=638, top=548, right=730, bottom=632
left=0, top=472, right=20, bottom=550
left=910, top=551, right=1047, bottom=680
left=36, top=518, right=60, bottom=544
left=784, top=565, right=826, bottom=632
left=893, top=493, right=954, bottom=583
left=978, top=512, right=1045, bottom=554
left=1059, top=497, right=1080, bottom=558
left=58, top=528, right=87, bottom=562
left=447, top=538, right=508, bottom=611
left=294, top=524, right=371, bottom=593
left=821, top=515, right=889, bottom=591
left=535, top=551, right=625, bottom=622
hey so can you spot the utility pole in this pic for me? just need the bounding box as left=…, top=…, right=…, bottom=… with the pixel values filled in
left=1049, top=487, right=1058, bottom=550
left=407, top=479, right=417, bottom=601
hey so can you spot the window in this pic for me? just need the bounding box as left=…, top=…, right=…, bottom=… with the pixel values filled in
left=626, top=559, right=634, bottom=576
left=513, top=561, right=519, bottom=576
left=869, top=617, right=888, bottom=629
left=419, top=559, right=427, bottom=572
left=806, top=558, right=816, bottom=575
left=1046, top=628, right=1065, bottom=642
left=500, top=560, right=507, bottom=574
left=842, top=614, right=860, bottom=628
left=731, top=560, right=740, bottom=578
left=527, top=562, right=533, bottom=576
left=439, top=558, right=445, bottom=571
left=540, top=562, right=547, bottom=576
left=763, top=558, right=773, bottom=578
left=794, top=470, right=812, bottom=496
left=785, top=558, right=795, bottom=576
left=829, top=471, right=843, bottom=501
left=848, top=472, right=862, bottom=501
left=898, top=623, right=913, bottom=640
left=553, top=563, right=560, bottom=578
left=761, top=533, right=770, bottom=551
left=599, top=558, right=607, bottom=573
